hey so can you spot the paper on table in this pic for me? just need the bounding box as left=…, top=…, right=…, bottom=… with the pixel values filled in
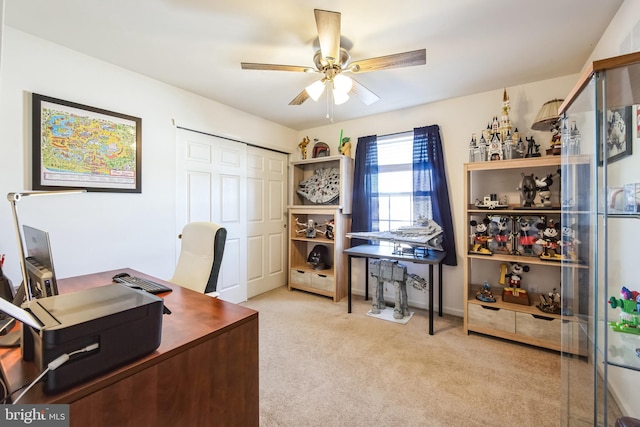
left=0, top=296, right=42, bottom=330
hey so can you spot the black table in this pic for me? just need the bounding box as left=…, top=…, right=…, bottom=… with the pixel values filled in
left=344, top=244, right=446, bottom=335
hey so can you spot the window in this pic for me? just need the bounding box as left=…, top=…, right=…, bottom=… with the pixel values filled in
left=377, top=131, right=417, bottom=232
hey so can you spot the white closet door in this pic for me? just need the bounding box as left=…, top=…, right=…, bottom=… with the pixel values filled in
left=246, top=145, right=287, bottom=298
left=176, top=128, right=247, bottom=303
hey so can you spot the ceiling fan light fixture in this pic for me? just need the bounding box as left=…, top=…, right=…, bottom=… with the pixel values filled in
left=305, top=80, right=326, bottom=101
left=333, top=74, right=353, bottom=93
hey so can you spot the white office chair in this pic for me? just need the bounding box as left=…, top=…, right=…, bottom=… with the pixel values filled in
left=170, top=222, right=227, bottom=298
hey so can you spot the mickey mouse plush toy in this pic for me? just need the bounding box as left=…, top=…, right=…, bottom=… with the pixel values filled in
left=536, top=219, right=561, bottom=260
left=469, top=218, right=491, bottom=255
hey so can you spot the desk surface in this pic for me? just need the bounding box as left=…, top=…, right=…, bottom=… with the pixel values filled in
left=0, top=268, right=259, bottom=425
left=344, top=244, right=446, bottom=264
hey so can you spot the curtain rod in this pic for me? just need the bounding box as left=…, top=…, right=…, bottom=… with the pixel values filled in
left=176, top=126, right=290, bottom=155
left=378, top=130, right=413, bottom=138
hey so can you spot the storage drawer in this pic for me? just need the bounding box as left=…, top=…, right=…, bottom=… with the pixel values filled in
left=311, top=273, right=334, bottom=292
left=468, top=303, right=515, bottom=333
left=515, top=312, right=560, bottom=343
left=290, top=269, right=311, bottom=287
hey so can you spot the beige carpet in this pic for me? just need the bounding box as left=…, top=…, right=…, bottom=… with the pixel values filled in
left=242, top=286, right=568, bottom=427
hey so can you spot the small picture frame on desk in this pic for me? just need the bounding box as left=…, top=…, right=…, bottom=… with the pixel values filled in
left=32, top=93, right=142, bottom=193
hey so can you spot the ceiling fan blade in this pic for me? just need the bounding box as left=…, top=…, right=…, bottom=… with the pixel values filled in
left=350, top=77, right=380, bottom=106
left=241, top=63, right=315, bottom=73
left=349, top=49, right=426, bottom=73
left=314, top=9, right=341, bottom=63
left=289, top=89, right=310, bottom=106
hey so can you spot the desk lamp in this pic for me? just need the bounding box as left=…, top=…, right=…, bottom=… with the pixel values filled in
left=7, top=190, right=86, bottom=302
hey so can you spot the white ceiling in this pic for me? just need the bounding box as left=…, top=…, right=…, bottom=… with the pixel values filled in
left=4, top=0, right=624, bottom=131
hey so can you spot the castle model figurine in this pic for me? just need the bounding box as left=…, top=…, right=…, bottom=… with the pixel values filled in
left=469, top=89, right=527, bottom=162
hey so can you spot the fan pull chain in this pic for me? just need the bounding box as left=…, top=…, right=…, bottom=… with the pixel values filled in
left=326, top=88, right=330, bottom=120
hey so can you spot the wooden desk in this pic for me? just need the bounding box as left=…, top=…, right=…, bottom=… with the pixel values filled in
left=0, top=268, right=259, bottom=427
left=344, top=245, right=445, bottom=335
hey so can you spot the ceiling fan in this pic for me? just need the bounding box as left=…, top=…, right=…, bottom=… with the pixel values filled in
left=241, top=9, right=426, bottom=106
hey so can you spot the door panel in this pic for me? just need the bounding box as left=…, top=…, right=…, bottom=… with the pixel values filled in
left=246, top=146, right=287, bottom=298
left=176, top=129, right=247, bottom=303
left=176, top=129, right=287, bottom=302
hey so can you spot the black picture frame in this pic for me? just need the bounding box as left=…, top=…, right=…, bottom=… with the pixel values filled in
left=32, top=93, right=142, bottom=193
left=601, top=106, right=633, bottom=165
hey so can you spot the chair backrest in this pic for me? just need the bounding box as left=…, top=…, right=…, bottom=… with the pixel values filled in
left=169, top=222, right=227, bottom=295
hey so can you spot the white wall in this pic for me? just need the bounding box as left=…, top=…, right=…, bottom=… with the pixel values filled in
left=297, top=75, right=578, bottom=316
left=0, top=27, right=296, bottom=285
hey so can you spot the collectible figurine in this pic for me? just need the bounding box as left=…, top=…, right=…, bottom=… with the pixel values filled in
left=501, top=262, right=530, bottom=289
left=536, top=219, right=562, bottom=260
left=608, top=286, right=640, bottom=334
left=476, top=281, right=496, bottom=302
left=559, top=224, right=580, bottom=261
left=499, top=262, right=530, bottom=305
left=516, top=216, right=539, bottom=256
left=489, top=216, right=510, bottom=254
left=321, top=219, right=335, bottom=240
left=369, top=260, right=413, bottom=320
left=298, top=136, right=310, bottom=159
left=339, top=137, right=352, bottom=157
left=469, top=218, right=492, bottom=255
left=307, top=245, right=330, bottom=270
left=534, top=170, right=560, bottom=208
left=538, top=287, right=563, bottom=315
left=295, top=217, right=317, bottom=238
left=525, top=136, right=541, bottom=157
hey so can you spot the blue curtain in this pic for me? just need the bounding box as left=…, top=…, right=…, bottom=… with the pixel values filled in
left=413, top=125, right=457, bottom=266
left=350, top=135, right=378, bottom=247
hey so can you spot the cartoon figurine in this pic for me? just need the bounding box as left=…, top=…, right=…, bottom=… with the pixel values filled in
left=608, top=286, right=640, bottom=334
left=298, top=136, right=310, bottom=159
left=499, top=262, right=530, bottom=305
left=470, top=218, right=492, bottom=255
left=490, top=216, right=510, bottom=254
left=534, top=170, right=560, bottom=207
left=559, top=224, right=580, bottom=261
left=536, top=219, right=561, bottom=260
left=476, top=281, right=496, bottom=302
left=339, top=137, right=352, bottom=157
left=501, top=262, right=530, bottom=289
left=517, top=216, right=539, bottom=256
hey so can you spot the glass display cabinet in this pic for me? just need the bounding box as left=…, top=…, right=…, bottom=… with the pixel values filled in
left=560, top=52, right=640, bottom=426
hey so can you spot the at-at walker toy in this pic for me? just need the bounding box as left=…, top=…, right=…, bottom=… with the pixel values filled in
left=369, top=259, right=427, bottom=320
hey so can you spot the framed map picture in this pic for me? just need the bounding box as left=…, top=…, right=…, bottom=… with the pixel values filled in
left=32, top=93, right=142, bottom=193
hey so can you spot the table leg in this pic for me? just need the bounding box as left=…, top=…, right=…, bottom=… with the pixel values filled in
left=438, top=262, right=443, bottom=317
left=364, top=257, right=369, bottom=301
left=429, top=264, right=434, bottom=335
left=348, top=255, right=352, bottom=313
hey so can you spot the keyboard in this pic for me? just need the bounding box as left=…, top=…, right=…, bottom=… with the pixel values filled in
left=113, top=274, right=173, bottom=294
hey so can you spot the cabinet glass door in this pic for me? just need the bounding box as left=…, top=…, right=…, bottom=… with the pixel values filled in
left=561, top=53, right=640, bottom=426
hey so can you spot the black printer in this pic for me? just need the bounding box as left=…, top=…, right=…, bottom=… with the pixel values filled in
left=21, top=283, right=163, bottom=394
